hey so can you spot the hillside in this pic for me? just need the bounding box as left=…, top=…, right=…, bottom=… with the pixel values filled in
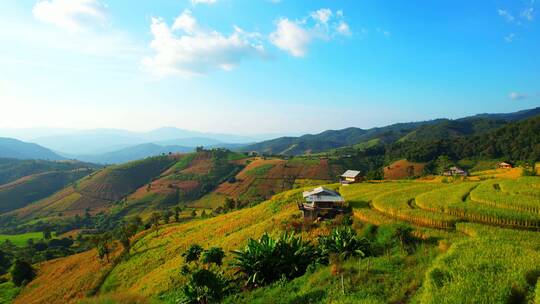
left=243, top=107, right=540, bottom=156
left=6, top=155, right=177, bottom=220
left=386, top=114, right=540, bottom=163
left=116, top=150, right=245, bottom=218
left=73, top=143, right=193, bottom=164
left=0, top=169, right=93, bottom=214
left=32, top=127, right=257, bottom=155
left=192, top=157, right=344, bottom=208
left=0, top=158, right=96, bottom=185
left=0, top=138, right=64, bottom=160
left=12, top=176, right=540, bottom=303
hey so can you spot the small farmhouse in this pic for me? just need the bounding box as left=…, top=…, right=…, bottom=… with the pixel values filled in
left=442, top=166, right=468, bottom=177
left=497, top=162, right=513, bottom=169
left=340, top=170, right=362, bottom=185
left=298, top=187, right=348, bottom=221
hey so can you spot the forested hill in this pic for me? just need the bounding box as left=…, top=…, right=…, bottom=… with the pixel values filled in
left=242, top=107, right=540, bottom=156
left=385, top=114, right=540, bottom=163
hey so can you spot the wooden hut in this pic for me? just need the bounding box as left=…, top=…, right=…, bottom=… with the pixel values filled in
left=497, top=162, right=513, bottom=169
left=298, top=187, right=347, bottom=221
left=340, top=170, right=362, bottom=185
left=442, top=166, right=468, bottom=177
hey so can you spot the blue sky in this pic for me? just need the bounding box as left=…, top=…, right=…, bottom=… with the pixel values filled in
left=0, top=0, right=539, bottom=135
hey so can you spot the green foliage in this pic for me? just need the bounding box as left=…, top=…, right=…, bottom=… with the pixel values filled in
left=245, top=164, right=274, bottom=177
left=10, top=260, right=36, bottom=287
left=202, top=247, right=225, bottom=266
left=0, top=158, right=95, bottom=185
left=0, top=282, right=21, bottom=304
left=0, top=170, right=91, bottom=213
left=318, top=227, right=370, bottom=260
left=180, top=268, right=231, bottom=304
left=232, top=233, right=318, bottom=287
left=183, top=244, right=204, bottom=264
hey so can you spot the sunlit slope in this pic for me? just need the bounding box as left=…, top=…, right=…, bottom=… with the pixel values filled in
left=17, top=187, right=308, bottom=303
left=418, top=223, right=540, bottom=303
left=191, top=157, right=342, bottom=208
left=0, top=169, right=90, bottom=213
left=10, top=155, right=177, bottom=219
left=119, top=150, right=245, bottom=216
left=14, top=247, right=122, bottom=304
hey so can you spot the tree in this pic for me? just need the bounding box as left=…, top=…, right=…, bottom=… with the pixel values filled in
left=162, top=210, right=173, bottom=224
left=181, top=269, right=230, bottom=304
left=202, top=247, right=225, bottom=266
left=0, top=250, right=11, bottom=275
left=10, top=260, right=36, bottom=286
left=174, top=206, right=182, bottom=222
left=95, top=233, right=111, bottom=262
left=149, top=212, right=161, bottom=235
left=115, top=222, right=138, bottom=253
left=183, top=244, right=204, bottom=264
left=43, top=226, right=52, bottom=240
left=191, top=210, right=197, bottom=218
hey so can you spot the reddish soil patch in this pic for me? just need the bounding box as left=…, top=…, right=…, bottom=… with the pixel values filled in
left=384, top=159, right=425, bottom=180
left=181, top=152, right=213, bottom=175
left=129, top=178, right=199, bottom=200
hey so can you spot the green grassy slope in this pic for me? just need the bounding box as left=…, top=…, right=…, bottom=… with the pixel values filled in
left=8, top=155, right=177, bottom=220
left=0, top=169, right=92, bottom=213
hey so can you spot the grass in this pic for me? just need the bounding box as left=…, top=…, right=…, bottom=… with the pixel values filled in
left=14, top=177, right=540, bottom=303
left=0, top=282, right=20, bottom=304
left=225, top=244, right=440, bottom=304
left=370, top=184, right=459, bottom=229
left=417, top=223, right=540, bottom=304
left=470, top=179, right=540, bottom=214
left=244, top=164, right=274, bottom=177
left=0, top=232, right=50, bottom=247
left=416, top=181, right=540, bottom=229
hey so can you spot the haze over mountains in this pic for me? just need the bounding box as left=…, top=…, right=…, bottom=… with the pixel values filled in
left=1, top=107, right=539, bottom=164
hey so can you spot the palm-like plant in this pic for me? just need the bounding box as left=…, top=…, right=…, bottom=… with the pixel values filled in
left=318, top=226, right=371, bottom=260
left=231, top=232, right=317, bottom=287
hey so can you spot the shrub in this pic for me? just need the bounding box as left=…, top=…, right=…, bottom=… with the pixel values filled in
left=318, top=226, right=371, bottom=261
left=10, top=260, right=35, bottom=286
left=181, top=268, right=230, bottom=304
left=183, top=244, right=204, bottom=263
left=202, top=247, right=225, bottom=266
left=232, top=233, right=317, bottom=287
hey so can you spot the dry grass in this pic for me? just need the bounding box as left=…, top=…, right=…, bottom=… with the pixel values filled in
left=384, top=159, right=426, bottom=180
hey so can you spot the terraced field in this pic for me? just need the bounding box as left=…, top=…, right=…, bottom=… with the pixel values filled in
left=8, top=155, right=177, bottom=220
left=191, top=157, right=343, bottom=208
left=341, top=177, right=540, bottom=230
left=10, top=172, right=540, bottom=304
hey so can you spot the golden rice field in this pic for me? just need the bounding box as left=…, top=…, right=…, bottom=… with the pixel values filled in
left=14, top=175, right=540, bottom=303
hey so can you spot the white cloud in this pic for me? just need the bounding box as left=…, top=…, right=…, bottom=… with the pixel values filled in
left=376, top=27, right=391, bottom=37
left=191, top=0, right=217, bottom=5
left=336, top=21, right=351, bottom=36
left=143, top=10, right=265, bottom=77
left=172, top=9, right=198, bottom=34
left=521, top=7, right=535, bottom=21
left=498, top=9, right=515, bottom=23
left=311, top=9, right=333, bottom=25
left=269, top=18, right=311, bottom=57
left=270, top=8, right=351, bottom=57
left=32, top=0, right=107, bottom=32
left=504, top=33, right=515, bottom=43
left=508, top=92, right=529, bottom=100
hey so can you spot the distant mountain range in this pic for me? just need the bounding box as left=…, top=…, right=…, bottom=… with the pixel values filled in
left=1, top=107, right=539, bottom=163
left=23, top=127, right=261, bottom=155
left=242, top=107, right=540, bottom=155
left=0, top=137, right=64, bottom=160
